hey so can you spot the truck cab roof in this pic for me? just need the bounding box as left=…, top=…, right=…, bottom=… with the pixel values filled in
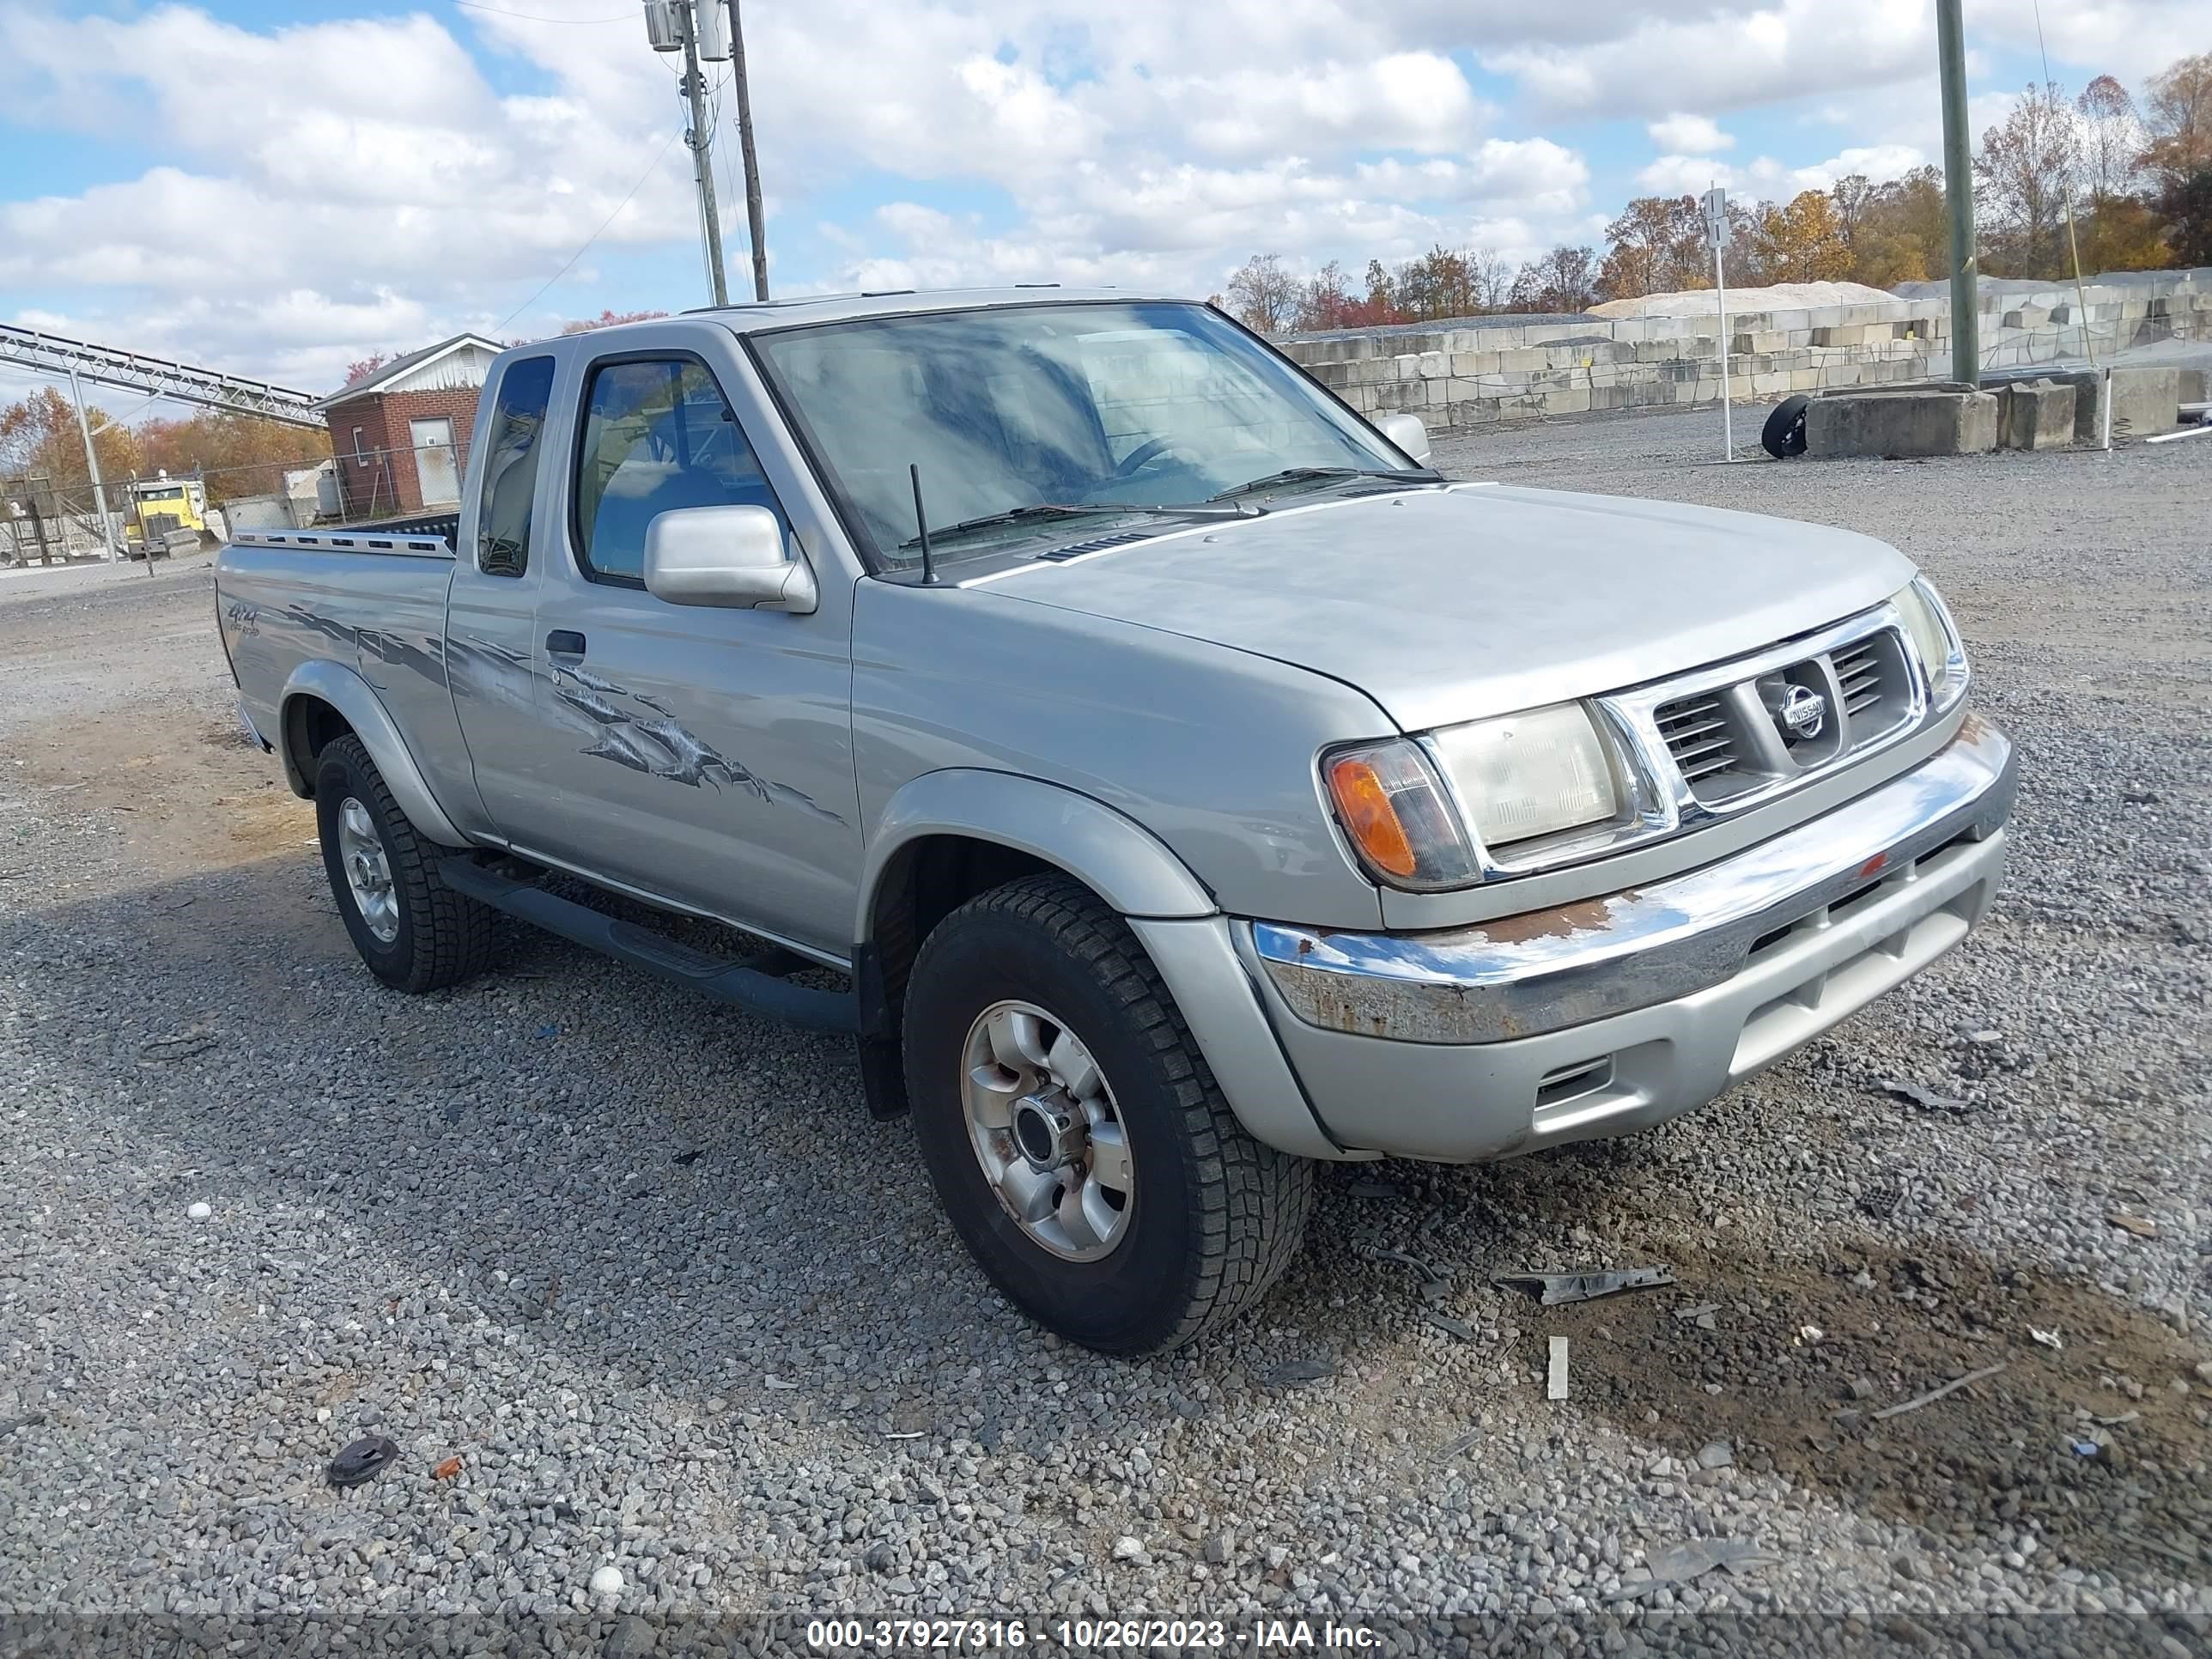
left=674, top=285, right=1183, bottom=334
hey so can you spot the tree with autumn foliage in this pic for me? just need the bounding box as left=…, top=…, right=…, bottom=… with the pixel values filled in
left=1975, top=81, right=2083, bottom=276
left=1828, top=169, right=1945, bottom=286
left=0, top=386, right=144, bottom=496
left=2143, top=52, right=2212, bottom=264
left=1597, top=197, right=1711, bottom=301
left=1742, top=191, right=1853, bottom=284
left=558, top=308, right=672, bottom=334
left=137, top=411, right=331, bottom=505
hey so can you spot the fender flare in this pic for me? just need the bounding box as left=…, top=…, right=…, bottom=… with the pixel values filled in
left=857, top=770, right=1351, bottom=1162
left=857, top=769, right=1215, bottom=945
left=279, top=659, right=470, bottom=849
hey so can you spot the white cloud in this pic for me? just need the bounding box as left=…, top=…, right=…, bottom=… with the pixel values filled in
left=1788, top=144, right=1926, bottom=191
left=1648, top=114, right=1735, bottom=155
left=8, top=0, right=2209, bottom=384
left=1147, top=54, right=1486, bottom=161
left=1490, top=0, right=1936, bottom=118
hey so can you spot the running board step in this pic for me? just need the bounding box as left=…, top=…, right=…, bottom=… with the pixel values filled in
left=439, top=859, right=857, bottom=1036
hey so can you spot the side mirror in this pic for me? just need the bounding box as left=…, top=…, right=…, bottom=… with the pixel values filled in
left=1374, top=411, right=1431, bottom=465
left=642, top=504, right=818, bottom=614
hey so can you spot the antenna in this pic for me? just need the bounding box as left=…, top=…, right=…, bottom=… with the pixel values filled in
left=908, top=462, right=938, bottom=586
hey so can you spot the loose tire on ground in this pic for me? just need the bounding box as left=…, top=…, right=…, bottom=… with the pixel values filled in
left=1762, top=394, right=1813, bottom=459
left=902, top=872, right=1315, bottom=1353
left=314, top=735, right=494, bottom=993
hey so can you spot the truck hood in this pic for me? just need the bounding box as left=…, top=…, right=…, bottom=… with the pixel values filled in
left=975, top=483, right=1917, bottom=732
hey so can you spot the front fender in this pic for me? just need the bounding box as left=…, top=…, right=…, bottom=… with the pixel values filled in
left=860, top=770, right=1349, bottom=1161
left=280, top=659, right=470, bottom=849
left=860, top=769, right=1215, bottom=939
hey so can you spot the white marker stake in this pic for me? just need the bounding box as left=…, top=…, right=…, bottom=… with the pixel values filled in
left=1716, top=244, right=1734, bottom=461
left=1704, top=185, right=1735, bottom=463
left=1547, top=1336, right=1570, bottom=1401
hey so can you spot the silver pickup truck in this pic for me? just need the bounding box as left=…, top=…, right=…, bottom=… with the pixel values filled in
left=215, top=289, right=2014, bottom=1353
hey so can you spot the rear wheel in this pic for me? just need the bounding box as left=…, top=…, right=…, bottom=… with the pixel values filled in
left=314, top=735, right=493, bottom=993
left=903, top=874, right=1314, bottom=1352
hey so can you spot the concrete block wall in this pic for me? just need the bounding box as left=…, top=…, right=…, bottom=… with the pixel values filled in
left=1278, top=268, right=2211, bottom=434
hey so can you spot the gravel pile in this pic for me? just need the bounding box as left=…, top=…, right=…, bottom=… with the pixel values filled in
left=3, top=416, right=2209, bottom=1654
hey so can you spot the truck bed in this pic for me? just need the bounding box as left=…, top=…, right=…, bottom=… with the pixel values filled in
left=215, top=526, right=475, bottom=830
left=224, top=511, right=459, bottom=556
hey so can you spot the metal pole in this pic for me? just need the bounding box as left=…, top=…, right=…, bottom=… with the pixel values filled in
left=1936, top=0, right=1979, bottom=386
left=724, top=0, right=769, bottom=300
left=1714, top=238, right=1734, bottom=462
left=65, top=367, right=118, bottom=561
left=130, top=469, right=153, bottom=576
left=679, top=0, right=730, bottom=307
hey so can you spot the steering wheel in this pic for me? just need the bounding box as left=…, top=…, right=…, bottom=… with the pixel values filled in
left=1113, top=435, right=1196, bottom=478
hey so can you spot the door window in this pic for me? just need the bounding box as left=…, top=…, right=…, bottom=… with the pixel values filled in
left=571, top=356, right=781, bottom=586
left=474, top=355, right=555, bottom=576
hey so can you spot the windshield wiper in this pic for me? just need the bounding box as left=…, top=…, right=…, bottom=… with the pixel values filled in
left=898, top=499, right=1255, bottom=550
left=1207, top=465, right=1442, bottom=501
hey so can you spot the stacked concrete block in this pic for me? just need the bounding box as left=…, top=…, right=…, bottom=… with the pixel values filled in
left=1806, top=389, right=2000, bottom=458
left=2107, top=367, right=2185, bottom=437
left=1275, top=267, right=2209, bottom=436
left=1997, top=380, right=2075, bottom=450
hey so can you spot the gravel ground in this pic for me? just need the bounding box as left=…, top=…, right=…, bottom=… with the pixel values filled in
left=3, top=412, right=2209, bottom=1655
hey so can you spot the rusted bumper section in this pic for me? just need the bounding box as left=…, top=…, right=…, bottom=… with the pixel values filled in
left=1249, top=713, right=2016, bottom=1048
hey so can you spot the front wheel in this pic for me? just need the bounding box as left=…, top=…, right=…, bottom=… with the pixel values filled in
left=903, top=874, right=1314, bottom=1353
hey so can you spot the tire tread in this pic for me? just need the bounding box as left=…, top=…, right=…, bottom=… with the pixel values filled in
left=321, top=735, right=493, bottom=993
left=916, top=873, right=1314, bottom=1349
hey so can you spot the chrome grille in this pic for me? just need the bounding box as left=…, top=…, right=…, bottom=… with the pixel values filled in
left=1655, top=693, right=1738, bottom=782
left=1615, top=610, right=1930, bottom=818
left=1832, top=641, right=1883, bottom=717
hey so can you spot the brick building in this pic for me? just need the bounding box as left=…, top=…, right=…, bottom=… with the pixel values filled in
left=314, top=334, right=503, bottom=520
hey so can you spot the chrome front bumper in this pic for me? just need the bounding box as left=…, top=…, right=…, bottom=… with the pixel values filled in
left=1240, top=714, right=2015, bottom=1161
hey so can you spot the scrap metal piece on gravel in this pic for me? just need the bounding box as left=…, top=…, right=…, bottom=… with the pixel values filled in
left=1607, top=1537, right=1780, bottom=1601
left=1879, top=1079, right=1971, bottom=1114
left=2106, top=1212, right=2159, bottom=1238
left=1363, top=1245, right=1445, bottom=1284
left=1259, top=1358, right=1336, bottom=1387
left=1346, top=1176, right=1405, bottom=1200
left=139, top=1030, right=218, bottom=1063
left=1433, top=1428, right=1480, bottom=1463
left=1496, top=1266, right=1675, bottom=1305
left=1870, top=1362, right=2007, bottom=1421
left=327, top=1435, right=399, bottom=1489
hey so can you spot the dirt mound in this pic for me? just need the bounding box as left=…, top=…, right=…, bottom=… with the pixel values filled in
left=1543, top=1229, right=2209, bottom=1580
left=1592, top=281, right=1899, bottom=319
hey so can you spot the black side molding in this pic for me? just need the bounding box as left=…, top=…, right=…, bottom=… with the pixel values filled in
left=439, top=859, right=857, bottom=1035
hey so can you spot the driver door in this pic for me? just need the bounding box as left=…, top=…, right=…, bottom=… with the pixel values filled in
left=524, top=331, right=863, bottom=957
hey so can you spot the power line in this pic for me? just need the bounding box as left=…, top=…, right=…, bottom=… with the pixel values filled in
left=493, top=124, right=686, bottom=335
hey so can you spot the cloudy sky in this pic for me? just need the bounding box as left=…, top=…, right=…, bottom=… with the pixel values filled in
left=2, top=0, right=2207, bottom=395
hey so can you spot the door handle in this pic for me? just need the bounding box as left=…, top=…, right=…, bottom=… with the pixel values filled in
left=545, top=629, right=586, bottom=656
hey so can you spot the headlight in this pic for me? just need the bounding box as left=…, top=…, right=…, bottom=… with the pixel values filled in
left=1430, top=702, right=1621, bottom=851
left=1321, top=739, right=1479, bottom=890
left=1322, top=704, right=1630, bottom=890
left=1893, top=577, right=1969, bottom=712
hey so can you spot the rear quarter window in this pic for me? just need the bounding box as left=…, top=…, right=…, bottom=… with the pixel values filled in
left=474, top=356, right=556, bottom=576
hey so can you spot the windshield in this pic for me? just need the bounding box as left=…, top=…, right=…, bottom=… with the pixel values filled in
left=750, top=301, right=1413, bottom=570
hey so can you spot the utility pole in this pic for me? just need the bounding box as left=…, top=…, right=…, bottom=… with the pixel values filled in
left=64, top=366, right=118, bottom=561
left=724, top=0, right=769, bottom=299
left=678, top=0, right=729, bottom=307
left=1936, top=0, right=1979, bottom=386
